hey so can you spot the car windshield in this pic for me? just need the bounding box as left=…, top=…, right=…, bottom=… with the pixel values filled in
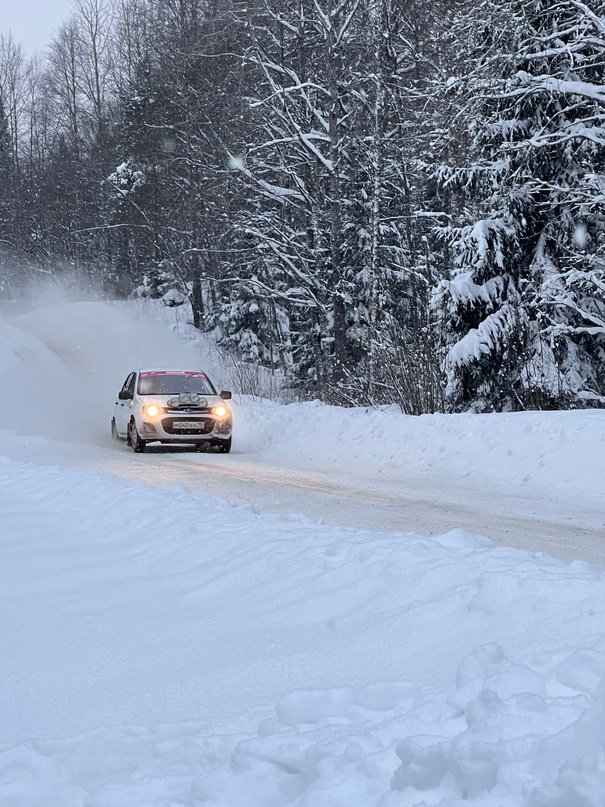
left=137, top=371, right=216, bottom=396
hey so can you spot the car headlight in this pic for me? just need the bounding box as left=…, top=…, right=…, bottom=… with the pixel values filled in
left=212, top=404, right=229, bottom=418
left=143, top=404, right=163, bottom=417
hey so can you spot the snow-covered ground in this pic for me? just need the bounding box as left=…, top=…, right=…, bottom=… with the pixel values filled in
left=2, top=300, right=605, bottom=805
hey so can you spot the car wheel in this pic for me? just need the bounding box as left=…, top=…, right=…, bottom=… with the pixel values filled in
left=111, top=418, right=118, bottom=440
left=217, top=437, right=232, bottom=454
left=130, top=420, right=146, bottom=453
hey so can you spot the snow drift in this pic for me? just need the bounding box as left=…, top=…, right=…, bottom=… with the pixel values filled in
left=2, top=455, right=605, bottom=806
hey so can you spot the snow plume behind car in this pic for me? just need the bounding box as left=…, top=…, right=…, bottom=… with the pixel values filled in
left=0, top=317, right=88, bottom=440
left=0, top=301, right=225, bottom=443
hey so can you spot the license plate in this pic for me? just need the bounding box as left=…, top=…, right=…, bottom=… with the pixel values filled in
left=172, top=421, right=200, bottom=429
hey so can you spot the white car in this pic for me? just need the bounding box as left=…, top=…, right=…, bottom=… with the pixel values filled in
left=111, top=369, right=232, bottom=453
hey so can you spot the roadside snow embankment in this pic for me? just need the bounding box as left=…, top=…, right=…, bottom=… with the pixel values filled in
left=239, top=399, right=605, bottom=507
left=2, top=455, right=605, bottom=805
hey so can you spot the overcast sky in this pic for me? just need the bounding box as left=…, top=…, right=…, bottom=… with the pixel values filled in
left=3, top=0, right=73, bottom=54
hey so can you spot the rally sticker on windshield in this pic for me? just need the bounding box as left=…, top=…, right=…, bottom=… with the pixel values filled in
left=140, top=371, right=207, bottom=378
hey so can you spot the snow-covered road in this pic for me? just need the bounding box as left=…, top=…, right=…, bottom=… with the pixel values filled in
left=3, top=301, right=605, bottom=806
left=85, top=448, right=605, bottom=565
left=3, top=431, right=603, bottom=566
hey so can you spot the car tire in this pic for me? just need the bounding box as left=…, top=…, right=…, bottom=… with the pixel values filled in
left=111, top=418, right=118, bottom=440
left=217, top=437, right=232, bottom=454
left=130, top=420, right=146, bottom=453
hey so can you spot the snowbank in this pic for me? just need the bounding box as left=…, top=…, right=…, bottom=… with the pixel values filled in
left=237, top=399, right=605, bottom=508
left=2, top=455, right=605, bottom=804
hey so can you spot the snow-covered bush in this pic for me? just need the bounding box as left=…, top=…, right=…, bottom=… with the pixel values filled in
left=132, top=259, right=187, bottom=308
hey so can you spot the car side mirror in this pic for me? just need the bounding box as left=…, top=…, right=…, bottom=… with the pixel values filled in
left=220, top=390, right=232, bottom=400
left=118, top=389, right=133, bottom=400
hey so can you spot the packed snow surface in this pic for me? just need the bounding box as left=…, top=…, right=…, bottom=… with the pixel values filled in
left=1, top=300, right=605, bottom=805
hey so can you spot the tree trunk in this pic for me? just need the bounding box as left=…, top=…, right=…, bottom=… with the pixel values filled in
left=190, top=274, right=204, bottom=330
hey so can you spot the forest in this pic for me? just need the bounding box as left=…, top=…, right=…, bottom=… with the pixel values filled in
left=1, top=0, right=605, bottom=413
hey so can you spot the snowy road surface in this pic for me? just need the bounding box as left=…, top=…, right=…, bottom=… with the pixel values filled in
left=3, top=432, right=603, bottom=566
left=2, top=301, right=605, bottom=805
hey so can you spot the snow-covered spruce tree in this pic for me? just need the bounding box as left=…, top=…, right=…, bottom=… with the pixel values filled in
left=435, top=0, right=605, bottom=411
left=218, top=280, right=293, bottom=371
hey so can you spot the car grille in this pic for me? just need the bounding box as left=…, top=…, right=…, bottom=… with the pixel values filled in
left=161, top=417, right=214, bottom=435
left=164, top=406, right=211, bottom=414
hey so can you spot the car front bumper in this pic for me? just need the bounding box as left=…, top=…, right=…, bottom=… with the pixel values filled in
left=138, top=413, right=232, bottom=442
